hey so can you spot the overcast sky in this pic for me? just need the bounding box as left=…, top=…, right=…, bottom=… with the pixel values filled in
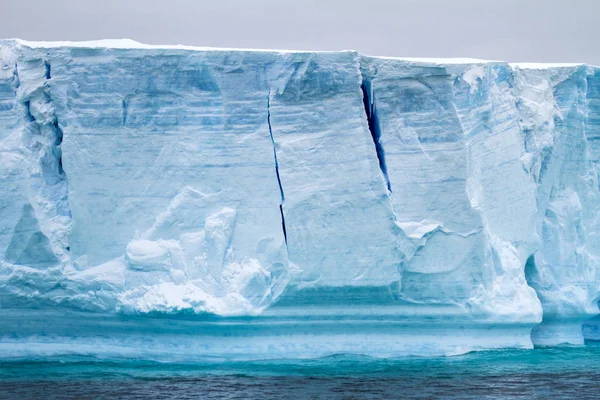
left=1, top=0, right=598, bottom=64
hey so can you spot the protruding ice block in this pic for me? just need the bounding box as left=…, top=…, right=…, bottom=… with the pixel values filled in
left=360, top=58, right=540, bottom=321
left=267, top=52, right=402, bottom=287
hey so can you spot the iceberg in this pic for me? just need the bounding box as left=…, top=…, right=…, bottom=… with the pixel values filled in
left=0, top=39, right=599, bottom=360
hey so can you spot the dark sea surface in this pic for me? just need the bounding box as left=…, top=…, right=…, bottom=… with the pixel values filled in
left=2, top=344, right=600, bottom=399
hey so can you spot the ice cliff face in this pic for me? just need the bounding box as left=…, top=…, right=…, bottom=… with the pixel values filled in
left=0, top=39, right=599, bottom=360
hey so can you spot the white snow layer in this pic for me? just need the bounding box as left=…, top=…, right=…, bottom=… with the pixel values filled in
left=0, top=39, right=599, bottom=359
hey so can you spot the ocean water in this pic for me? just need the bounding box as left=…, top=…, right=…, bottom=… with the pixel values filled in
left=2, top=344, right=600, bottom=399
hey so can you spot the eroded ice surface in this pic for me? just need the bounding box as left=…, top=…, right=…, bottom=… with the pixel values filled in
left=0, top=39, right=599, bottom=360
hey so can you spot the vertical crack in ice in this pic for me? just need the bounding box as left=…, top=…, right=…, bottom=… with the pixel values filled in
left=13, top=61, right=20, bottom=89
left=358, top=62, right=409, bottom=291
left=361, top=77, right=392, bottom=193
left=121, top=98, right=128, bottom=126
left=279, top=204, right=287, bottom=245
left=44, top=60, right=51, bottom=80
left=267, top=91, right=287, bottom=245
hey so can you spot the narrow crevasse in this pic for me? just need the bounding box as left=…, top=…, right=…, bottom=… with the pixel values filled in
left=356, top=63, right=411, bottom=294
left=360, top=77, right=392, bottom=193
left=43, top=60, right=51, bottom=80
left=267, top=90, right=287, bottom=245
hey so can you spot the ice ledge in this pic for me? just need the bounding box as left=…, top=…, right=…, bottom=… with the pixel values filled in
left=5, top=38, right=597, bottom=68
left=0, top=309, right=536, bottom=360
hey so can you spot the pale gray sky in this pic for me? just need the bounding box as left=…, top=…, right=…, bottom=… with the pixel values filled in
left=1, top=0, right=598, bottom=64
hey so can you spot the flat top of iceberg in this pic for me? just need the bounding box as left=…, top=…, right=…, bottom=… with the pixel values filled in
left=7, top=38, right=593, bottom=68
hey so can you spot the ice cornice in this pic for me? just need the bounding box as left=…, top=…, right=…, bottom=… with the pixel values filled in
left=8, top=38, right=352, bottom=55
left=4, top=39, right=598, bottom=69
left=510, top=62, right=590, bottom=70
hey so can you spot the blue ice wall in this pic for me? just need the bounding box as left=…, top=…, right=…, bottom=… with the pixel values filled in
left=0, top=40, right=599, bottom=359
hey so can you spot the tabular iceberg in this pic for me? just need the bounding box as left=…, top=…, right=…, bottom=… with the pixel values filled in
left=0, top=39, right=599, bottom=360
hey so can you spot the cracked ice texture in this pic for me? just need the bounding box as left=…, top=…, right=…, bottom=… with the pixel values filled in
left=0, top=39, right=599, bottom=358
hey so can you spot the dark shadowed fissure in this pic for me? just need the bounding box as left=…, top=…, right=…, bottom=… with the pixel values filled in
left=44, top=61, right=51, bottom=80
left=13, top=62, right=20, bottom=89
left=267, top=92, right=287, bottom=245
left=524, top=254, right=542, bottom=309
left=361, top=78, right=391, bottom=193
left=524, top=254, right=538, bottom=289
left=121, top=98, right=128, bottom=126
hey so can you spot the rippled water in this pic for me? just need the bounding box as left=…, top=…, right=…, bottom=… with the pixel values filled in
left=2, top=344, right=600, bottom=399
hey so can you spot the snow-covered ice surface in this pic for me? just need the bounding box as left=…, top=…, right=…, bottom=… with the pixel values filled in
left=0, top=39, right=599, bottom=360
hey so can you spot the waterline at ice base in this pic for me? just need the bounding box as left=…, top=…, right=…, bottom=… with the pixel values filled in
left=1, top=39, right=600, bottom=361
